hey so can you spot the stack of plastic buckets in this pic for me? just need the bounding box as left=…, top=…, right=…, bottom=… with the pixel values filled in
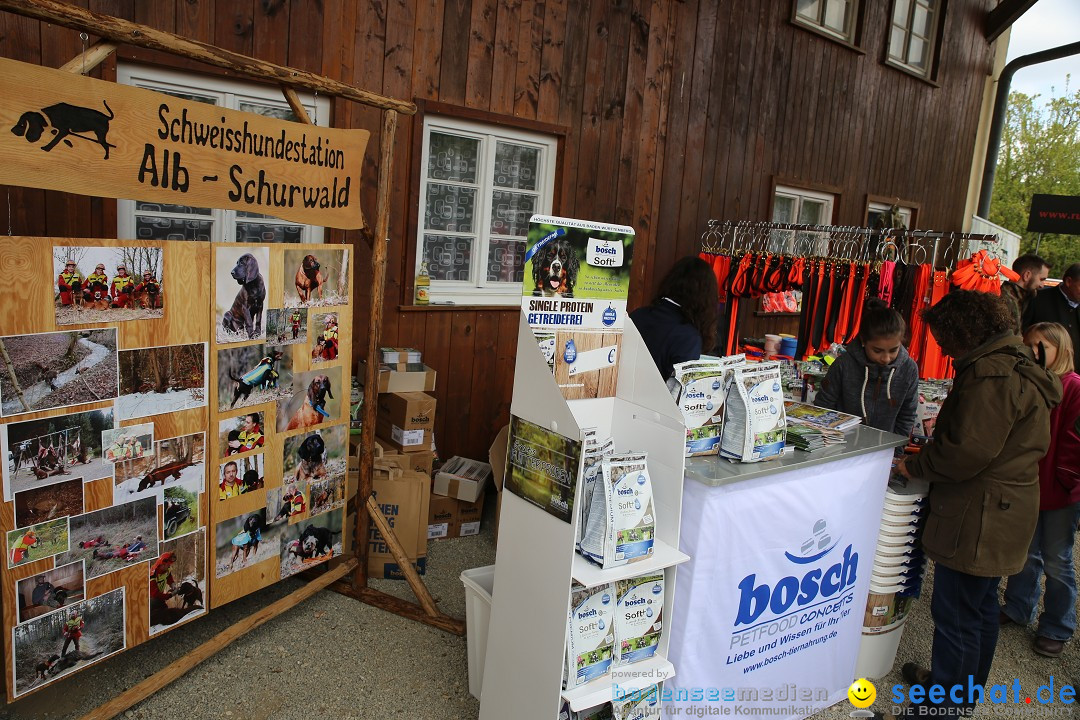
left=855, top=477, right=930, bottom=679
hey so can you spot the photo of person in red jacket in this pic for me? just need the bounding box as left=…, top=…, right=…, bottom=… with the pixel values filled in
left=110, top=264, right=135, bottom=309
left=1001, top=321, right=1080, bottom=658
left=57, top=260, right=82, bottom=307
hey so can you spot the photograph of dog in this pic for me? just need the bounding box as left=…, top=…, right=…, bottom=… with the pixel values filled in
left=283, top=248, right=350, bottom=308
left=277, top=367, right=341, bottom=433
left=265, top=308, right=308, bottom=346
left=307, top=474, right=346, bottom=518
left=219, top=412, right=265, bottom=457
left=55, top=497, right=158, bottom=580
left=216, top=246, right=268, bottom=343
left=265, top=480, right=308, bottom=525
left=16, top=560, right=86, bottom=624
left=0, top=328, right=119, bottom=419
left=215, top=509, right=280, bottom=578
left=311, top=312, right=339, bottom=364
left=218, top=452, right=264, bottom=501
left=163, top=484, right=199, bottom=541
left=282, top=424, right=347, bottom=503
left=14, top=478, right=84, bottom=531
left=52, top=246, right=164, bottom=326
left=279, top=507, right=342, bottom=579
left=7, top=517, right=69, bottom=569
left=3, top=407, right=112, bottom=500
left=113, top=431, right=204, bottom=504
left=10, top=100, right=116, bottom=160
left=530, top=237, right=581, bottom=297
left=13, top=586, right=125, bottom=697
left=149, top=529, right=206, bottom=636
left=217, top=344, right=293, bottom=412
left=102, top=423, right=153, bottom=464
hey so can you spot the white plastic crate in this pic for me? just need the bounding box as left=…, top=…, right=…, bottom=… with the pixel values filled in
left=461, top=565, right=496, bottom=699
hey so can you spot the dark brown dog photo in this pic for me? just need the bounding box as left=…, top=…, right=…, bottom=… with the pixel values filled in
left=216, top=247, right=268, bottom=343
left=283, top=248, right=350, bottom=308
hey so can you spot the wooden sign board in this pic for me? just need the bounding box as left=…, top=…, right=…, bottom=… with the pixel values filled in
left=0, top=57, right=369, bottom=229
left=0, top=238, right=211, bottom=701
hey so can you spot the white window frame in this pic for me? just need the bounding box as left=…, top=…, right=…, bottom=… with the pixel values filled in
left=116, top=64, right=331, bottom=243
left=771, top=185, right=836, bottom=254
left=886, top=0, right=940, bottom=78
left=867, top=201, right=914, bottom=229
left=793, top=0, right=859, bottom=43
left=416, top=115, right=558, bottom=306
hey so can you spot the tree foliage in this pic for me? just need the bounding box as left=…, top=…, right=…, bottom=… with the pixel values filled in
left=989, top=85, right=1080, bottom=276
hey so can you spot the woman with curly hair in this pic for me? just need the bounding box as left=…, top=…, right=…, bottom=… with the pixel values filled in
left=630, top=256, right=718, bottom=380
left=896, top=290, right=1061, bottom=717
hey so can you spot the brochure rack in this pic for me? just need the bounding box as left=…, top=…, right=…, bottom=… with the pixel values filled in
left=479, top=313, right=690, bottom=718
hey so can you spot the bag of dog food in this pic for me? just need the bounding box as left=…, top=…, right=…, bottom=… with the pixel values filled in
left=612, top=682, right=663, bottom=720
left=719, top=361, right=787, bottom=463
left=577, top=431, right=614, bottom=547
left=615, top=572, right=664, bottom=666
left=576, top=704, right=614, bottom=720
left=578, top=453, right=655, bottom=568
left=563, top=582, right=616, bottom=690
left=671, top=355, right=746, bottom=457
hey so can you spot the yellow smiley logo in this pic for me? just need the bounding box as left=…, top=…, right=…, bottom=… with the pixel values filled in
left=848, top=678, right=876, bottom=708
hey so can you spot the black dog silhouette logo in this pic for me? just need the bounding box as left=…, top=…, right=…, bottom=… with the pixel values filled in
left=10, top=100, right=116, bottom=159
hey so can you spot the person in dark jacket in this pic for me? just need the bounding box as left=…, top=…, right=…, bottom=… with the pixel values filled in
left=1001, top=322, right=1080, bottom=658
left=897, top=290, right=1062, bottom=718
left=1022, top=263, right=1080, bottom=373
left=630, top=256, right=718, bottom=380
left=1000, top=253, right=1050, bottom=331
left=814, top=299, right=919, bottom=436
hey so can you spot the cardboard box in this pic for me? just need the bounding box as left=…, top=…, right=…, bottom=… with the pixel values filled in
left=360, top=359, right=437, bottom=393
left=374, top=448, right=435, bottom=477
left=428, top=493, right=486, bottom=539
left=369, top=464, right=431, bottom=573
left=433, top=456, right=492, bottom=503
left=377, top=391, right=436, bottom=430
left=379, top=347, right=422, bottom=364
left=376, top=419, right=433, bottom=453
left=458, top=493, right=485, bottom=537
left=370, top=555, right=427, bottom=580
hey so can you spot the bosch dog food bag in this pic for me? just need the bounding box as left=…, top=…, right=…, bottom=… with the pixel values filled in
left=563, top=582, right=616, bottom=690
left=671, top=354, right=746, bottom=457
left=719, top=361, right=787, bottom=463
left=577, top=431, right=614, bottom=547
left=612, top=682, right=663, bottom=720
left=615, top=572, right=664, bottom=666
left=578, top=453, right=655, bottom=569
left=576, top=704, right=614, bottom=720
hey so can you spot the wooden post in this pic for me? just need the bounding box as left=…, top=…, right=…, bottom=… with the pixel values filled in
left=58, top=38, right=118, bottom=74
left=280, top=85, right=313, bottom=125
left=354, top=109, right=398, bottom=589
left=365, top=495, right=439, bottom=616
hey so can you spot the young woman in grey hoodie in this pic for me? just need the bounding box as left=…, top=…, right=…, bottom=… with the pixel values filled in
left=814, top=299, right=920, bottom=436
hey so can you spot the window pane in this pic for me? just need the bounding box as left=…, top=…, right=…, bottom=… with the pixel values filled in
left=135, top=216, right=213, bottom=241
left=912, top=4, right=931, bottom=36
left=428, top=132, right=480, bottom=183
left=487, top=238, right=527, bottom=283
left=823, top=0, right=848, bottom=33
left=796, top=0, right=822, bottom=22
left=239, top=102, right=300, bottom=123
left=425, top=184, right=477, bottom=233
left=493, top=142, right=540, bottom=191
left=490, top=191, right=537, bottom=237
left=773, top=196, right=796, bottom=223
left=798, top=199, right=827, bottom=225
left=135, top=201, right=212, bottom=215
left=235, top=222, right=304, bottom=243
left=138, top=87, right=216, bottom=105
left=907, top=36, right=927, bottom=68
left=422, top=234, right=474, bottom=281
left=889, top=26, right=907, bottom=61
left=893, top=0, right=911, bottom=23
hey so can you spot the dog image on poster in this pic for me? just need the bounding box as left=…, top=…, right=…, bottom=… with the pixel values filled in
left=52, top=245, right=164, bottom=326
left=0, top=328, right=119, bottom=419
left=217, top=452, right=264, bottom=501
left=101, top=423, right=153, bottom=464
left=283, top=248, right=350, bottom=308
left=6, top=517, right=69, bottom=569
left=265, top=480, right=309, bottom=525
left=265, top=308, right=308, bottom=347
left=218, top=412, right=265, bottom=457
left=12, top=587, right=125, bottom=698
left=56, top=497, right=158, bottom=580
left=117, top=342, right=207, bottom=421
left=216, top=246, right=269, bottom=344
left=15, top=560, right=86, bottom=624
left=279, top=507, right=342, bottom=579
left=2, top=407, right=113, bottom=501
left=214, top=509, right=280, bottom=578
left=14, top=478, right=84, bottom=530
left=276, top=367, right=341, bottom=433
left=217, top=344, right=293, bottom=412
left=282, top=423, right=347, bottom=490
left=149, top=528, right=206, bottom=636
left=310, top=312, right=339, bottom=364
left=114, top=432, right=205, bottom=503
left=308, top=474, right=346, bottom=517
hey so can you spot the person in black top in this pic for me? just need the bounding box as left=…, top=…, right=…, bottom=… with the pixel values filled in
left=1023, top=263, right=1080, bottom=373
left=630, top=256, right=718, bottom=380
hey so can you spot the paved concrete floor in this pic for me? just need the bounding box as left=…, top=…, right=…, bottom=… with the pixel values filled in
left=0, top=499, right=1076, bottom=720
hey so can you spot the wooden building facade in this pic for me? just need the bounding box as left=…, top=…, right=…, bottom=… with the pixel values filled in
left=0, top=0, right=1003, bottom=460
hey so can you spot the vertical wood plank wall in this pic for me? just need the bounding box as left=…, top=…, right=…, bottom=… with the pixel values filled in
left=0, top=0, right=998, bottom=460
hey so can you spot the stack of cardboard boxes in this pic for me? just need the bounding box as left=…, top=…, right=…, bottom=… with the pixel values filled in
left=428, top=456, right=491, bottom=540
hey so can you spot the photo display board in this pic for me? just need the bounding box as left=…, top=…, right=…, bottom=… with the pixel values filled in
left=0, top=238, right=352, bottom=700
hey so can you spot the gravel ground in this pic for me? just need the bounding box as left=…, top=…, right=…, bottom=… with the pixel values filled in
left=0, top=497, right=1075, bottom=720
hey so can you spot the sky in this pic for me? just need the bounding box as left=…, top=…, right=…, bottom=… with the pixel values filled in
left=1005, top=0, right=1080, bottom=100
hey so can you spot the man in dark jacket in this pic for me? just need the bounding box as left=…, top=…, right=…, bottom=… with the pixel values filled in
left=898, top=290, right=1062, bottom=718
left=1000, top=253, right=1049, bottom=331
left=1023, top=263, right=1080, bottom=373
